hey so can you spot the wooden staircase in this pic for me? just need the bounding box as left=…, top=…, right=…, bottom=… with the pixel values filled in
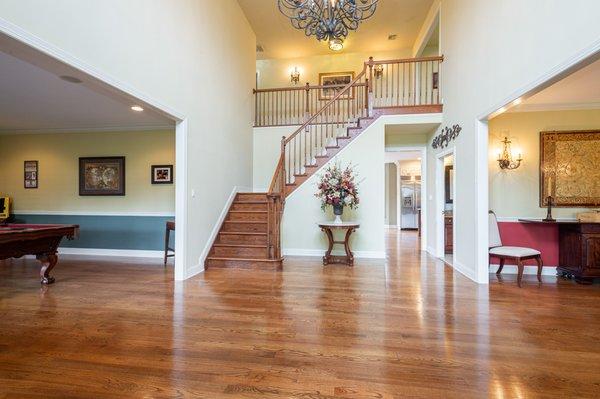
left=205, top=193, right=283, bottom=270
left=205, top=56, right=443, bottom=270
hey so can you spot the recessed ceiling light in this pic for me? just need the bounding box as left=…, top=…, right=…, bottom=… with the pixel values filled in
left=59, top=75, right=83, bottom=84
left=329, top=39, right=343, bottom=51
left=388, top=34, right=397, bottom=41
left=131, top=105, right=144, bottom=112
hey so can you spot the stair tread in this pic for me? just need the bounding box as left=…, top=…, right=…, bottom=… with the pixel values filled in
left=224, top=220, right=267, bottom=223
left=207, top=256, right=279, bottom=262
left=233, top=201, right=268, bottom=204
left=219, top=232, right=267, bottom=236
left=229, top=210, right=267, bottom=213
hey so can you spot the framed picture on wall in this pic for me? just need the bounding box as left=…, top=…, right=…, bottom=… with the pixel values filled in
left=151, top=165, right=173, bottom=184
left=318, top=71, right=355, bottom=100
left=79, top=157, right=125, bottom=196
left=24, top=160, right=38, bottom=189
left=540, top=130, right=600, bottom=207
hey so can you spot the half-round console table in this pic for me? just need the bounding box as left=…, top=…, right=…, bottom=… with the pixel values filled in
left=318, top=222, right=360, bottom=266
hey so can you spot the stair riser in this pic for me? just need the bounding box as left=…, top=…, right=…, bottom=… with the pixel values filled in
left=230, top=202, right=268, bottom=211
left=206, top=259, right=282, bottom=270
left=221, top=222, right=267, bottom=233
left=211, top=246, right=268, bottom=258
left=236, top=193, right=267, bottom=202
left=227, top=212, right=268, bottom=222
left=217, top=234, right=267, bottom=245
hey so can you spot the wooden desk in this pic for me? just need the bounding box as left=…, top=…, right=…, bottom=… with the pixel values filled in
left=318, top=222, right=359, bottom=266
left=519, top=218, right=600, bottom=284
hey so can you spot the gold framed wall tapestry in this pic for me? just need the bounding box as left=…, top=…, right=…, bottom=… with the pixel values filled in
left=318, top=71, right=355, bottom=101
left=540, top=130, right=600, bottom=207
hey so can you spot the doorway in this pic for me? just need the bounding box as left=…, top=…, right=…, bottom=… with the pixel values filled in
left=384, top=147, right=427, bottom=250
left=436, top=148, right=455, bottom=266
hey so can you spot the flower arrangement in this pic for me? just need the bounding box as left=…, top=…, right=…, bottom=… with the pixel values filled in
left=315, top=162, right=360, bottom=216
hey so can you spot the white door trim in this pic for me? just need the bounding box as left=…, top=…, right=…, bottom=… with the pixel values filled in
left=385, top=145, right=428, bottom=251
left=435, top=147, right=455, bottom=264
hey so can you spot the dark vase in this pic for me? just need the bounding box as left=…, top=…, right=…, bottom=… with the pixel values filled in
left=333, top=203, right=344, bottom=223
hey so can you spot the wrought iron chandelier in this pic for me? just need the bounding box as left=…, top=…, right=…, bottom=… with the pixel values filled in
left=277, top=0, right=379, bottom=44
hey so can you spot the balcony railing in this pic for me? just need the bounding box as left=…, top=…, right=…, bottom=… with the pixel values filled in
left=253, top=55, right=443, bottom=127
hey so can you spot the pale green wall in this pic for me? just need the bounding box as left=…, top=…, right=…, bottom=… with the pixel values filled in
left=257, top=49, right=411, bottom=89
left=489, top=109, right=600, bottom=219
left=0, top=130, right=175, bottom=213
left=0, top=0, right=257, bottom=276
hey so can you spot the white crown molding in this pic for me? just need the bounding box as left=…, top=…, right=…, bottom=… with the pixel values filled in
left=14, top=210, right=175, bottom=217
left=509, top=102, right=600, bottom=113
left=0, top=125, right=174, bottom=135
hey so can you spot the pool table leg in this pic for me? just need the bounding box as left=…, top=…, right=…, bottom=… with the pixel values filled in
left=36, top=252, right=58, bottom=284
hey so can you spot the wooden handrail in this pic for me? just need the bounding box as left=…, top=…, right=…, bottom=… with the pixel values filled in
left=370, top=55, right=444, bottom=65
left=253, top=82, right=367, bottom=93
left=268, top=154, right=284, bottom=195
left=283, top=64, right=368, bottom=146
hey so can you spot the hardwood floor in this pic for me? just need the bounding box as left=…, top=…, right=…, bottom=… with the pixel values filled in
left=1, top=230, right=599, bottom=398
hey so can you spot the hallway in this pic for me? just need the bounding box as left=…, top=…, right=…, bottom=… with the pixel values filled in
left=0, top=234, right=599, bottom=397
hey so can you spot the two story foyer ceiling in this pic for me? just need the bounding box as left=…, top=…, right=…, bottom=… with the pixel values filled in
left=277, top=0, right=379, bottom=49
left=238, top=0, right=434, bottom=59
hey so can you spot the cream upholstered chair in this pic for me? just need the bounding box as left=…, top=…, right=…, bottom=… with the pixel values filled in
left=489, top=211, right=543, bottom=287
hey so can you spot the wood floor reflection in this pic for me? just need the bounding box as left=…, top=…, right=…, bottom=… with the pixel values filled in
left=1, top=229, right=599, bottom=398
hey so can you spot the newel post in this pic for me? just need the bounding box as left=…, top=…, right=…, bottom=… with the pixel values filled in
left=368, top=57, right=374, bottom=117
left=281, top=136, right=286, bottom=189
left=304, top=82, right=310, bottom=122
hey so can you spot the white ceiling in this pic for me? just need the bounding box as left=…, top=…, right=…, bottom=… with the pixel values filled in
left=238, top=0, right=434, bottom=59
left=0, top=39, right=174, bottom=133
left=511, top=58, right=600, bottom=112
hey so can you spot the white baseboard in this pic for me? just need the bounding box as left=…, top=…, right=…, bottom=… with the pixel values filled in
left=57, top=247, right=163, bottom=258
left=426, top=246, right=437, bottom=256
left=185, top=263, right=204, bottom=279
left=451, top=259, right=478, bottom=282
left=283, top=248, right=386, bottom=259
left=489, top=263, right=557, bottom=276
left=197, top=186, right=241, bottom=270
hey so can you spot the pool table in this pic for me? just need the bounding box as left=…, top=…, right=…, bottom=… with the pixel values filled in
left=0, top=224, right=79, bottom=284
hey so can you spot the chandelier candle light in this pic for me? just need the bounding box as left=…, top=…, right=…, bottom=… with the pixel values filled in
left=278, top=0, right=379, bottom=51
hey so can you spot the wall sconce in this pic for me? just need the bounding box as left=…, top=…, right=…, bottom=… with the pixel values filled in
left=374, top=64, right=384, bottom=79
left=290, top=67, right=300, bottom=85
left=497, top=137, right=523, bottom=170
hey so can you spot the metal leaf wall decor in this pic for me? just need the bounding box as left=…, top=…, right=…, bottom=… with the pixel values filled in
left=432, top=125, right=462, bottom=149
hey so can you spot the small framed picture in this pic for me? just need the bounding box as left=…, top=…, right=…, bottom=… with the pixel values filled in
left=151, top=165, right=173, bottom=184
left=24, top=160, right=38, bottom=189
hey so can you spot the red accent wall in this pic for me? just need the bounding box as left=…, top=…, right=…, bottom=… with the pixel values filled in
left=492, top=222, right=559, bottom=266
